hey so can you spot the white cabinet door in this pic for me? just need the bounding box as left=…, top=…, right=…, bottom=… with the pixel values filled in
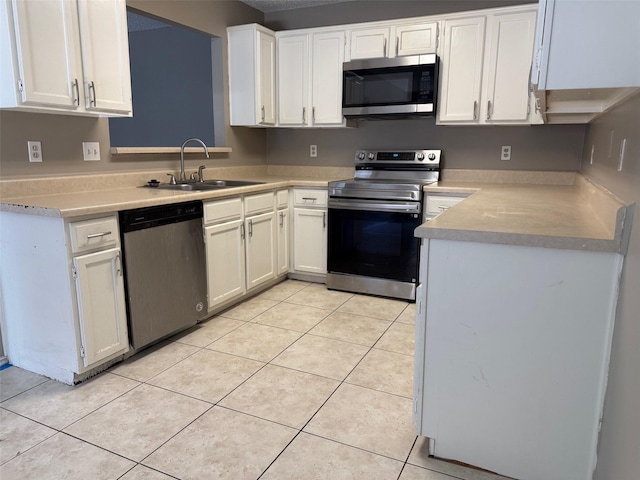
left=293, top=208, right=327, bottom=274
left=311, top=30, right=345, bottom=125
left=205, top=219, right=246, bottom=311
left=482, top=11, right=536, bottom=123
left=9, top=0, right=81, bottom=109
left=276, top=207, right=290, bottom=276
left=76, top=0, right=131, bottom=114
left=245, top=211, right=276, bottom=289
left=73, top=247, right=128, bottom=368
left=228, top=24, right=276, bottom=126
left=395, top=22, right=439, bottom=56
left=258, top=29, right=276, bottom=125
left=437, top=16, right=486, bottom=123
left=277, top=34, right=309, bottom=126
left=349, top=27, right=390, bottom=59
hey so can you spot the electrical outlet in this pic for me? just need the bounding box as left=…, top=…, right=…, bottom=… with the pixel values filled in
left=618, top=138, right=627, bottom=172
left=27, top=141, right=42, bottom=162
left=310, top=144, right=317, bottom=158
left=82, top=142, right=101, bottom=161
left=501, top=145, right=511, bottom=161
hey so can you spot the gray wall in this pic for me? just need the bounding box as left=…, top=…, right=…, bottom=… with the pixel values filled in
left=267, top=120, right=585, bottom=171
left=582, top=92, right=640, bottom=480
left=0, top=0, right=266, bottom=178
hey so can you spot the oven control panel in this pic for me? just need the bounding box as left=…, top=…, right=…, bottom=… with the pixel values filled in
left=355, top=149, right=441, bottom=165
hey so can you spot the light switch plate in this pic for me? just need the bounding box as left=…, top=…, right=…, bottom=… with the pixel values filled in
left=82, top=142, right=101, bottom=161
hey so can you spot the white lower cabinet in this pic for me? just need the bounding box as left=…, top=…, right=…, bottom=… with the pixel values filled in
left=72, top=248, right=128, bottom=367
left=0, top=212, right=128, bottom=384
left=245, top=210, right=276, bottom=289
left=276, top=190, right=290, bottom=276
left=204, top=218, right=246, bottom=310
left=204, top=191, right=284, bottom=312
left=292, top=188, right=328, bottom=276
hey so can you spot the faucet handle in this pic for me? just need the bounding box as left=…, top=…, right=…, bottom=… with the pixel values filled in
left=198, top=165, right=206, bottom=182
left=190, top=172, right=198, bottom=182
left=166, top=173, right=177, bottom=185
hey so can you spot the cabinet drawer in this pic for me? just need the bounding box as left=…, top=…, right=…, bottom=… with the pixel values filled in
left=293, top=188, right=328, bottom=207
left=69, top=216, right=119, bottom=254
left=425, top=195, right=466, bottom=216
left=204, top=198, right=243, bottom=225
left=245, top=192, right=274, bottom=216
left=276, top=189, right=289, bottom=209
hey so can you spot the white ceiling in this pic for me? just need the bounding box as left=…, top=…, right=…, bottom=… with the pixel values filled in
left=239, top=0, right=354, bottom=13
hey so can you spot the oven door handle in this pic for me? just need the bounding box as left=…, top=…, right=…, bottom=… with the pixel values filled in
left=328, top=199, right=421, bottom=214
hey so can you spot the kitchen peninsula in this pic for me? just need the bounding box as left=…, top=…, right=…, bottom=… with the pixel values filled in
left=413, top=175, right=632, bottom=480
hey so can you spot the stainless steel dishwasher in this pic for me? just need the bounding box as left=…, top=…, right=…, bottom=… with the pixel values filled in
left=119, top=201, right=207, bottom=350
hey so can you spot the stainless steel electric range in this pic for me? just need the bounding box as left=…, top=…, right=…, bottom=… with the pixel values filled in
left=326, top=149, right=441, bottom=301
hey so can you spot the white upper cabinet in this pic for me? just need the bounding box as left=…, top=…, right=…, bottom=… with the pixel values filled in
left=349, top=27, right=390, bottom=59
left=276, top=28, right=346, bottom=127
left=483, top=10, right=536, bottom=123
left=346, top=21, right=438, bottom=60
left=437, top=16, right=486, bottom=123
left=395, top=22, right=439, bottom=57
left=438, top=6, right=537, bottom=125
left=0, top=0, right=132, bottom=116
left=228, top=23, right=276, bottom=126
left=311, top=30, right=345, bottom=125
left=76, top=0, right=133, bottom=114
left=277, top=34, right=309, bottom=126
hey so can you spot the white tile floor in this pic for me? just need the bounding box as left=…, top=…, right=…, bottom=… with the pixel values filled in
left=0, top=280, right=512, bottom=480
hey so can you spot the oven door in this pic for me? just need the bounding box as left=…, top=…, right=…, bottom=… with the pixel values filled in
left=327, top=198, right=422, bottom=283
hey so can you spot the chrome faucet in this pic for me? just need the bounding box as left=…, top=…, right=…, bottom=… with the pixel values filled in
left=180, top=138, right=209, bottom=183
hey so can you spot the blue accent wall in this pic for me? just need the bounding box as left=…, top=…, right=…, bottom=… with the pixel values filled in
left=109, top=17, right=215, bottom=147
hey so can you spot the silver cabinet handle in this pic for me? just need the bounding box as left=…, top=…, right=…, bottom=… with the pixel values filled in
left=88, top=80, right=96, bottom=107
left=302, top=107, right=306, bottom=124
left=261, top=105, right=265, bottom=122
left=240, top=223, right=245, bottom=240
left=72, top=79, right=80, bottom=105
left=322, top=212, right=326, bottom=228
left=486, top=100, right=492, bottom=120
left=383, top=38, right=387, bottom=57
left=473, top=101, right=478, bottom=120
left=115, top=253, right=122, bottom=276
left=279, top=211, right=285, bottom=227
left=86, top=231, right=112, bottom=239
left=248, top=219, right=253, bottom=237
left=302, top=197, right=317, bottom=202
left=396, top=36, right=399, bottom=56
left=312, top=107, right=316, bottom=123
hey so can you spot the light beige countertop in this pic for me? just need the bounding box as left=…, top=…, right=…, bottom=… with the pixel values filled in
left=0, top=166, right=350, bottom=218
left=417, top=175, right=632, bottom=254
left=1, top=167, right=632, bottom=254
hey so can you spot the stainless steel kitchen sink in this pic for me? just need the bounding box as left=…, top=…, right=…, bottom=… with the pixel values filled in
left=149, top=180, right=265, bottom=191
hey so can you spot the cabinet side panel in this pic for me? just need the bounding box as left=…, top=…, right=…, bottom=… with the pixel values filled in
left=423, top=239, right=621, bottom=480
left=0, top=213, right=78, bottom=379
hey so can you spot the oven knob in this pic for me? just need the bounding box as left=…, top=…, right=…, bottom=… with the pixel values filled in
left=368, top=152, right=375, bottom=160
left=357, top=152, right=366, bottom=160
left=428, top=153, right=436, bottom=161
left=416, top=152, right=425, bottom=161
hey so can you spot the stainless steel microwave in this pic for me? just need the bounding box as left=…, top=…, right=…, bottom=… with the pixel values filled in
left=342, top=54, right=439, bottom=118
